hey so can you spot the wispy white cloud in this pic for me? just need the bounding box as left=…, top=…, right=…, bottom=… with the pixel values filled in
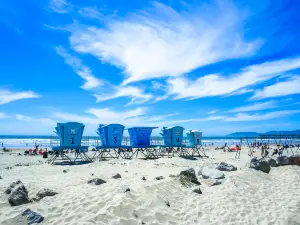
left=251, top=76, right=300, bottom=99
left=208, top=110, right=218, bottom=115
left=78, top=7, right=103, bottom=19
left=53, top=107, right=148, bottom=126
left=54, top=107, right=179, bottom=129
left=94, top=86, right=152, bottom=105
left=56, top=46, right=103, bottom=90
left=49, top=0, right=70, bottom=13
left=166, top=57, right=300, bottom=100
left=16, top=114, right=56, bottom=125
left=0, top=112, right=8, bottom=119
left=0, top=89, right=39, bottom=105
left=230, top=100, right=278, bottom=112
left=69, top=1, right=260, bottom=85
left=223, top=110, right=300, bottom=122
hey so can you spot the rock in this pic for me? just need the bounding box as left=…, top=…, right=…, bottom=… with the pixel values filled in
left=155, top=176, right=164, bottom=180
left=63, top=169, right=68, bottom=173
left=277, top=156, right=290, bottom=166
left=200, top=167, right=225, bottom=179
left=5, top=167, right=12, bottom=170
left=249, top=157, right=260, bottom=170
left=193, top=188, right=202, bottom=194
left=179, top=168, right=200, bottom=185
left=268, top=158, right=277, bottom=167
left=112, top=173, right=121, bottom=179
left=165, top=200, right=170, bottom=207
left=216, top=162, right=237, bottom=171
left=289, top=155, right=300, bottom=166
left=0, top=176, right=2, bottom=179
left=8, top=183, right=31, bottom=206
left=259, top=161, right=271, bottom=173
left=250, top=158, right=271, bottom=174
left=18, top=153, right=22, bottom=156
left=5, top=180, right=22, bottom=194
left=36, top=188, right=58, bottom=201
left=203, top=179, right=222, bottom=187
left=125, top=188, right=131, bottom=193
left=142, top=176, right=146, bottom=181
left=88, top=178, right=107, bottom=185
left=22, top=209, right=44, bottom=224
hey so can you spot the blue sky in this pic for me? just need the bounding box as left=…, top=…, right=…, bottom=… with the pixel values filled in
left=0, top=0, right=300, bottom=136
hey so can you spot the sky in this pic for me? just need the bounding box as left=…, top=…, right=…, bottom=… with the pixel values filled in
left=0, top=0, right=300, bottom=136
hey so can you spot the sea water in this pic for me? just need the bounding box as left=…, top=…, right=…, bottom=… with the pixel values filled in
left=0, top=135, right=257, bottom=149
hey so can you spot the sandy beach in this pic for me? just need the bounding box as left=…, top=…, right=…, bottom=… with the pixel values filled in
left=0, top=147, right=300, bottom=225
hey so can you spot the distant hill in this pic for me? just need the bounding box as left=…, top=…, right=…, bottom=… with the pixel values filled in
left=227, top=132, right=259, bottom=137
left=227, top=129, right=300, bottom=137
left=264, top=129, right=300, bottom=135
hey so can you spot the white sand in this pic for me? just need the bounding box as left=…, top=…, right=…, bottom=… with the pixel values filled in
left=0, top=148, right=300, bottom=225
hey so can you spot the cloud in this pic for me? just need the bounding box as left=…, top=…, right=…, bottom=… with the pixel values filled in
left=56, top=46, right=103, bottom=90
left=49, top=0, right=69, bottom=13
left=0, top=89, right=39, bottom=105
left=16, top=114, right=56, bottom=125
left=166, top=57, right=300, bottom=100
left=53, top=107, right=148, bottom=126
left=78, top=7, right=103, bottom=19
left=53, top=107, right=179, bottom=128
left=230, top=100, right=279, bottom=112
left=223, top=110, right=300, bottom=122
left=208, top=110, right=218, bottom=115
left=69, top=1, right=260, bottom=85
left=94, top=86, right=152, bottom=105
left=251, top=76, right=300, bottom=99
left=0, top=112, right=8, bottom=119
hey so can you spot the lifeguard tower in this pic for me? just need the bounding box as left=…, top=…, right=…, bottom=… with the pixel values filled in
left=127, top=127, right=159, bottom=158
left=187, top=130, right=202, bottom=146
left=185, top=130, right=206, bottom=157
left=93, top=124, right=130, bottom=160
left=161, top=126, right=185, bottom=146
left=47, top=122, right=92, bottom=164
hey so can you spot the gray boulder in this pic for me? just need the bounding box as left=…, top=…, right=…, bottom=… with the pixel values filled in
left=259, top=161, right=271, bottom=174
left=155, top=176, right=164, bottom=180
left=179, top=168, right=200, bottom=185
left=88, top=178, right=107, bottom=185
left=112, top=173, right=121, bottom=179
left=268, top=158, right=277, bottom=167
left=193, top=188, right=202, bottom=194
left=36, top=188, right=58, bottom=201
left=290, top=155, right=300, bottom=166
left=216, top=162, right=237, bottom=171
left=250, top=157, right=260, bottom=170
left=277, top=156, right=290, bottom=166
left=250, top=158, right=271, bottom=174
left=200, top=167, right=225, bottom=179
left=8, top=183, right=31, bottom=206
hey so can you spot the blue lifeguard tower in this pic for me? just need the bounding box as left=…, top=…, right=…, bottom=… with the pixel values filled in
left=127, top=127, right=159, bottom=158
left=94, top=124, right=130, bottom=160
left=186, top=130, right=202, bottom=147
left=161, top=126, right=185, bottom=147
left=128, top=127, right=158, bottom=147
left=97, top=124, right=125, bottom=147
left=48, top=122, right=92, bottom=164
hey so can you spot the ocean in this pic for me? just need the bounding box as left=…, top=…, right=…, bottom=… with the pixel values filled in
left=0, top=135, right=245, bottom=149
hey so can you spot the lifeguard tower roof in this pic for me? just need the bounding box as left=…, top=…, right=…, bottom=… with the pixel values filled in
left=126, top=127, right=158, bottom=129
left=100, top=124, right=125, bottom=128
